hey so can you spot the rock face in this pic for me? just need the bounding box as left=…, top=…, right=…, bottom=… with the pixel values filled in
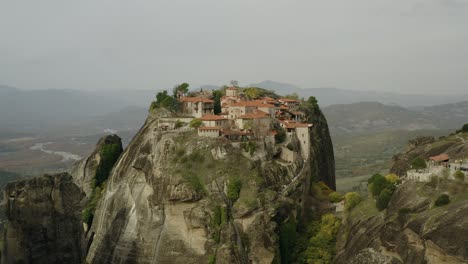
left=70, top=134, right=123, bottom=197
left=390, top=133, right=467, bottom=177
left=304, top=107, right=336, bottom=190
left=1, top=173, right=85, bottom=264
left=335, top=181, right=468, bottom=264
left=84, top=107, right=332, bottom=264
left=0, top=135, right=123, bottom=264
left=0, top=106, right=335, bottom=264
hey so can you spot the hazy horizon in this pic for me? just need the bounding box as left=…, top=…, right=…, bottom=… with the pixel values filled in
left=1, top=0, right=468, bottom=94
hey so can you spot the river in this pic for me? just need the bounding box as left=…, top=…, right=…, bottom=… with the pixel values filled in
left=30, top=142, right=83, bottom=162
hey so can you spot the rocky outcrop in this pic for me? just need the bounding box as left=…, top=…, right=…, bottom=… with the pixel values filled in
left=335, top=181, right=468, bottom=264
left=0, top=101, right=336, bottom=264
left=390, top=133, right=467, bottom=176
left=1, top=173, right=85, bottom=264
left=304, top=107, right=336, bottom=190
left=84, top=107, right=326, bottom=264
left=0, top=135, right=123, bottom=264
left=70, top=134, right=123, bottom=197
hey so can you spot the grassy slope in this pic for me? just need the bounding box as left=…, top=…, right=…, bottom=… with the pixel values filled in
left=334, top=129, right=451, bottom=192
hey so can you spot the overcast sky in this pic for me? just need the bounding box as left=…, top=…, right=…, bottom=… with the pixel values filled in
left=1, top=0, right=467, bottom=93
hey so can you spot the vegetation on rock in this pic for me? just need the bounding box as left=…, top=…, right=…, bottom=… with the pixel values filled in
left=367, top=173, right=398, bottom=211
left=434, top=194, right=450, bottom=207
left=189, top=118, right=203, bottom=128
left=329, top=191, right=343, bottom=203
left=411, top=157, right=427, bottom=170
left=83, top=142, right=122, bottom=225
left=227, top=177, right=242, bottom=202
left=344, top=192, right=361, bottom=211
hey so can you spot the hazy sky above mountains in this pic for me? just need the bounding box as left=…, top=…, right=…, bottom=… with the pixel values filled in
left=1, top=0, right=467, bottom=94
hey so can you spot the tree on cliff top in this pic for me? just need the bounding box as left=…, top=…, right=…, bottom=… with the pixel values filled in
left=173, top=83, right=190, bottom=97
left=457, top=123, right=468, bottom=133
left=150, top=90, right=180, bottom=112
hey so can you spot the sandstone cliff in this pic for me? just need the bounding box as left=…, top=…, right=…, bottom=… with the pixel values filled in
left=305, top=107, right=336, bottom=190
left=70, top=134, right=123, bottom=197
left=1, top=173, right=85, bottom=264
left=1, top=104, right=335, bottom=264
left=84, top=105, right=335, bottom=264
left=0, top=135, right=123, bottom=264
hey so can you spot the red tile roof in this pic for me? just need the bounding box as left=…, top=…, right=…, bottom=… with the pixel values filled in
left=237, top=111, right=269, bottom=119
left=229, top=101, right=275, bottom=108
left=180, top=97, right=214, bottom=103
left=429, top=154, right=450, bottom=162
left=198, top=126, right=221, bottom=130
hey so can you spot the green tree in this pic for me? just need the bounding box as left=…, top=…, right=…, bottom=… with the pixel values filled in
left=151, top=90, right=179, bottom=111
left=411, top=157, right=427, bottom=170
left=368, top=174, right=392, bottom=197
left=376, top=188, right=393, bottom=211
left=434, top=194, right=450, bottom=206
left=329, top=192, right=343, bottom=203
left=189, top=119, right=203, bottom=128
left=303, top=214, right=341, bottom=263
left=460, top=123, right=468, bottom=132
left=243, top=87, right=261, bottom=99
left=173, top=83, right=190, bottom=97
left=284, top=93, right=300, bottom=100
left=344, top=192, right=361, bottom=211
left=212, top=90, right=223, bottom=114
left=385, top=173, right=400, bottom=184
left=227, top=177, right=242, bottom=202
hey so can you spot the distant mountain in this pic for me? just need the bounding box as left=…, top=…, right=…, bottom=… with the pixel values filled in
left=322, top=101, right=468, bottom=136
left=249, top=80, right=303, bottom=95
left=0, top=85, right=154, bottom=133
left=249, top=80, right=468, bottom=107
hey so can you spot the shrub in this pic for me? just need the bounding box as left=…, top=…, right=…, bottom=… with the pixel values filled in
left=344, top=192, right=361, bottom=211
left=94, top=143, right=122, bottom=188
left=411, top=157, right=427, bottom=170
left=329, top=192, right=343, bottom=203
left=434, top=194, right=450, bottom=207
left=454, top=170, right=465, bottom=182
left=189, top=119, right=203, bottom=128
left=385, top=174, right=400, bottom=184
left=227, top=177, right=242, bottom=202
left=174, top=119, right=183, bottom=129
left=275, top=128, right=287, bottom=144
left=303, top=214, right=340, bottom=263
left=376, top=188, right=393, bottom=211
left=82, top=142, right=122, bottom=225
left=208, top=255, right=216, bottom=264
left=368, top=174, right=392, bottom=197
left=398, top=207, right=411, bottom=216
left=183, top=172, right=205, bottom=194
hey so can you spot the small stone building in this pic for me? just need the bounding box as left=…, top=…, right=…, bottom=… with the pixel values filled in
left=198, top=127, right=221, bottom=137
